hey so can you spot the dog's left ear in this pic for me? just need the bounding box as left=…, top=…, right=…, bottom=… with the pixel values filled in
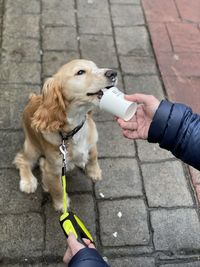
left=31, top=77, right=67, bottom=132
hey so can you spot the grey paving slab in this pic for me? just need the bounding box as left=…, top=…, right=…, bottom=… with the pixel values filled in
left=124, top=75, right=165, bottom=100
left=0, top=131, right=24, bottom=168
left=95, top=158, right=142, bottom=199
left=42, top=0, right=75, bottom=26
left=78, top=16, right=112, bottom=35
left=115, top=26, right=152, bottom=56
left=109, top=257, right=155, bottom=267
left=0, top=84, right=40, bottom=129
left=136, top=140, right=173, bottom=161
left=151, top=209, right=200, bottom=252
left=0, top=213, right=44, bottom=258
left=120, top=56, right=157, bottom=75
left=111, top=5, right=144, bottom=26
left=0, top=169, right=42, bottom=214
left=2, top=37, right=40, bottom=63
left=5, top=0, right=40, bottom=15
left=3, top=14, right=40, bottom=39
left=80, top=35, right=119, bottom=69
left=99, top=199, right=149, bottom=246
left=110, top=0, right=140, bottom=3
left=67, top=167, right=93, bottom=193
left=141, top=161, right=193, bottom=207
left=42, top=51, right=79, bottom=77
left=160, top=262, right=200, bottom=267
left=0, top=62, right=41, bottom=84
left=96, top=121, right=136, bottom=157
left=44, top=203, right=67, bottom=257
left=43, top=27, right=78, bottom=51
left=77, top=0, right=110, bottom=18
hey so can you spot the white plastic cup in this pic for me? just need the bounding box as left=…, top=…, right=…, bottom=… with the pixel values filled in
left=99, top=87, right=137, bottom=121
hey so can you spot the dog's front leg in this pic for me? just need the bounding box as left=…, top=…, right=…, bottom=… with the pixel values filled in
left=40, top=158, right=70, bottom=211
left=85, top=145, right=102, bottom=181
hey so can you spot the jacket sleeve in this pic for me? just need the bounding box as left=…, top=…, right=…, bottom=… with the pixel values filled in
left=148, top=100, right=200, bottom=170
left=69, top=248, right=110, bottom=267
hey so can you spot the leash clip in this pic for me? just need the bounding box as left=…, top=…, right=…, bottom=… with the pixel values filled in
left=59, top=141, right=68, bottom=168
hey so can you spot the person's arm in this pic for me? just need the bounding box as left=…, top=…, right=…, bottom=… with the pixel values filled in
left=148, top=100, right=200, bottom=170
left=63, top=234, right=109, bottom=267
left=117, top=94, right=200, bottom=170
left=68, top=248, right=109, bottom=267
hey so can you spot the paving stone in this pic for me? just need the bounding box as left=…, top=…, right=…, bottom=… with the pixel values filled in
left=0, top=131, right=24, bottom=168
left=160, top=262, right=200, bottom=267
left=120, top=56, right=157, bottom=75
left=99, top=199, right=149, bottom=246
left=109, top=256, right=155, bottom=267
left=111, top=5, right=144, bottom=26
left=80, top=35, right=118, bottom=69
left=0, top=169, right=42, bottom=214
left=110, top=0, right=140, bottom=3
left=77, top=0, right=109, bottom=18
left=176, top=0, right=200, bottom=23
left=148, top=23, right=172, bottom=52
left=115, top=26, right=152, bottom=56
left=67, top=167, right=93, bottom=193
left=151, top=209, right=200, bottom=251
left=43, top=27, right=77, bottom=51
left=3, top=14, right=40, bottom=39
left=0, top=84, right=40, bottom=129
left=136, top=140, right=173, bottom=161
left=78, top=16, right=112, bottom=35
left=103, top=246, right=153, bottom=257
left=157, top=53, right=200, bottom=77
left=141, top=161, right=193, bottom=207
left=142, top=0, right=180, bottom=22
left=167, top=23, right=200, bottom=53
left=5, top=0, right=40, bottom=15
left=42, top=51, right=79, bottom=77
left=42, top=0, right=75, bottom=26
left=162, top=75, right=200, bottom=115
left=96, top=121, right=136, bottom=157
left=0, top=213, right=44, bottom=258
left=44, top=194, right=96, bottom=256
left=95, top=158, right=142, bottom=199
left=2, top=37, right=40, bottom=62
left=124, top=75, right=164, bottom=100
left=0, top=62, right=41, bottom=84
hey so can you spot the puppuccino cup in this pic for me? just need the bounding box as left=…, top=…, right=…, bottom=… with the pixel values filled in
left=99, top=87, right=137, bottom=121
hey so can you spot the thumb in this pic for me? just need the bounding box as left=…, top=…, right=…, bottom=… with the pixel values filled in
left=67, top=233, right=84, bottom=250
left=125, top=93, right=152, bottom=104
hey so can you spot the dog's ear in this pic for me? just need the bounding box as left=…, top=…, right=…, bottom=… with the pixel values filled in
left=31, top=77, right=66, bottom=132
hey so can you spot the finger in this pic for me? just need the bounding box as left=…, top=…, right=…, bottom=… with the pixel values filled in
left=67, top=233, right=85, bottom=251
left=117, top=116, right=136, bottom=125
left=88, top=243, right=96, bottom=249
left=82, top=238, right=96, bottom=249
left=124, top=94, right=154, bottom=105
left=123, top=130, right=140, bottom=140
left=119, top=121, right=137, bottom=131
left=63, top=248, right=72, bottom=265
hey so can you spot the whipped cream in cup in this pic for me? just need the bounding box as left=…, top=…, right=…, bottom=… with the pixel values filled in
left=99, top=87, right=137, bottom=121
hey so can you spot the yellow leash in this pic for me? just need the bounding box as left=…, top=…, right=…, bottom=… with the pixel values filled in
left=59, top=142, right=94, bottom=246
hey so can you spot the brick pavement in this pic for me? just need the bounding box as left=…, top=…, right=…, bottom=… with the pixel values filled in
left=0, top=0, right=200, bottom=266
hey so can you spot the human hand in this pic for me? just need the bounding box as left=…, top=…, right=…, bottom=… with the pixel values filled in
left=117, top=94, right=160, bottom=140
left=63, top=233, right=96, bottom=265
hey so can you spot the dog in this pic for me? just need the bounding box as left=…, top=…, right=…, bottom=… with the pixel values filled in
left=14, top=59, right=117, bottom=211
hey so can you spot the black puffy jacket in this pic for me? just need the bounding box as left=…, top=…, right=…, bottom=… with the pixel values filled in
left=148, top=100, right=200, bottom=170
left=69, top=248, right=109, bottom=267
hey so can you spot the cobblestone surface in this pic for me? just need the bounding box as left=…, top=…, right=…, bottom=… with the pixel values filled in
left=0, top=0, right=200, bottom=266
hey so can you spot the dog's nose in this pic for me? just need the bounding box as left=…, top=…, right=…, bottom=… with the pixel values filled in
left=105, top=70, right=117, bottom=80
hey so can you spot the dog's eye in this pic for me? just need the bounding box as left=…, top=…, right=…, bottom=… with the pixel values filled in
left=76, top=70, right=86, bottom=76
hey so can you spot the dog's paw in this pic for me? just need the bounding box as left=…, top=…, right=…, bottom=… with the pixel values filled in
left=20, top=176, right=38, bottom=194
left=53, top=196, right=70, bottom=212
left=86, top=164, right=102, bottom=181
